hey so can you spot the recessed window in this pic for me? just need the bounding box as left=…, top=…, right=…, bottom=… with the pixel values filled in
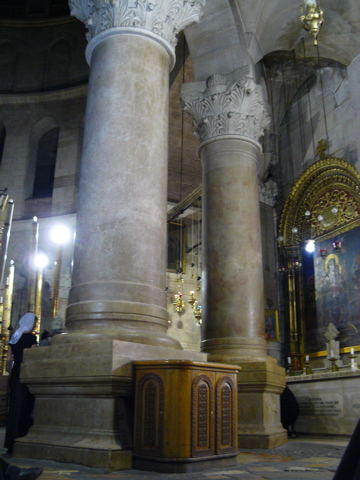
left=32, top=127, right=59, bottom=198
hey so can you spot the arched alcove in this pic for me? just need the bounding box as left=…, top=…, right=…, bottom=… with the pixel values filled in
left=278, top=157, right=360, bottom=367
left=24, top=117, right=59, bottom=217
left=32, top=127, right=59, bottom=198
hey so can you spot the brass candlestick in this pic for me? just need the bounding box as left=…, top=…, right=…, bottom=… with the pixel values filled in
left=303, top=359, right=312, bottom=375
left=1, top=261, right=15, bottom=375
left=286, top=357, right=294, bottom=376
left=349, top=353, right=358, bottom=371
left=329, top=357, right=339, bottom=372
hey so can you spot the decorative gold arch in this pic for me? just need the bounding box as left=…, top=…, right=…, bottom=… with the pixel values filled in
left=279, top=157, right=360, bottom=247
left=278, top=158, right=360, bottom=370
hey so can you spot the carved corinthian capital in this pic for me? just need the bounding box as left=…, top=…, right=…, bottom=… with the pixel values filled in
left=69, top=0, right=205, bottom=50
left=180, top=66, right=271, bottom=144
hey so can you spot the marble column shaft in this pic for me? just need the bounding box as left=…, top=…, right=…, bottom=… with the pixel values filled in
left=181, top=66, right=272, bottom=362
left=61, top=0, right=205, bottom=347
left=181, top=67, right=287, bottom=448
left=200, top=135, right=267, bottom=360
left=16, top=0, right=208, bottom=469
left=65, top=29, right=179, bottom=347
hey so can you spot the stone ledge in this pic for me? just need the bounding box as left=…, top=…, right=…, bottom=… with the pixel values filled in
left=287, top=369, right=360, bottom=383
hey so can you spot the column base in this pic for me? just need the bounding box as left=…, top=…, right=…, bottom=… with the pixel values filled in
left=15, top=340, right=207, bottom=470
left=15, top=442, right=133, bottom=471
left=237, top=359, right=288, bottom=449
left=204, top=352, right=287, bottom=449
left=237, top=431, right=288, bottom=449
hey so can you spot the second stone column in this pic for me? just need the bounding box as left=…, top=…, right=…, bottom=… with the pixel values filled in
left=181, top=66, right=287, bottom=448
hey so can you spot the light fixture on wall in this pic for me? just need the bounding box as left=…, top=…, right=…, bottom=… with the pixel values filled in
left=300, top=0, right=324, bottom=46
left=305, top=239, right=315, bottom=253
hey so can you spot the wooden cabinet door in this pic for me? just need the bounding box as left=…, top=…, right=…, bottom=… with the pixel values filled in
left=215, top=375, right=238, bottom=454
left=191, top=374, right=215, bottom=457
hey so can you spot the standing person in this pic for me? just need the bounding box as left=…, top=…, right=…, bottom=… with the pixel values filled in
left=4, top=313, right=38, bottom=454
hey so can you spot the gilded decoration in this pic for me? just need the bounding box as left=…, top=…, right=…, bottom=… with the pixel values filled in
left=279, top=158, right=360, bottom=247
left=279, top=157, right=360, bottom=361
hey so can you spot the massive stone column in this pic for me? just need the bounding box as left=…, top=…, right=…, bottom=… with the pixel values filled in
left=15, top=0, right=207, bottom=469
left=181, top=67, right=287, bottom=448
left=57, top=0, right=204, bottom=348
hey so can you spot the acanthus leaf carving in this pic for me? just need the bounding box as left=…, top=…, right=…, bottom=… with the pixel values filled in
left=180, top=66, right=271, bottom=144
left=69, top=0, right=206, bottom=50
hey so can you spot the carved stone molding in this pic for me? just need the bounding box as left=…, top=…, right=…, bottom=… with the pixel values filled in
left=180, top=66, right=271, bottom=144
left=69, top=0, right=205, bottom=50
left=259, top=178, right=278, bottom=207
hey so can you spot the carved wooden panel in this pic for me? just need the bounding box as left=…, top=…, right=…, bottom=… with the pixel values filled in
left=191, top=374, right=215, bottom=457
left=133, top=360, right=238, bottom=468
left=134, top=372, right=163, bottom=457
left=216, top=375, right=237, bottom=454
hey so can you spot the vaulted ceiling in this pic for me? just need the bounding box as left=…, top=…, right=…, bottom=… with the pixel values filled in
left=1, top=0, right=359, bottom=203
left=2, top=0, right=359, bottom=70
left=186, top=0, right=360, bottom=81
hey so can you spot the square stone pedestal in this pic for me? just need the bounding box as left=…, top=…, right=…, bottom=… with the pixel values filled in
left=14, top=340, right=207, bottom=470
left=237, top=360, right=288, bottom=449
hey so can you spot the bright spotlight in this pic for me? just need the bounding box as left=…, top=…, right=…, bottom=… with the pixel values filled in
left=49, top=224, right=71, bottom=246
left=305, top=239, right=315, bottom=253
left=35, top=253, right=49, bottom=269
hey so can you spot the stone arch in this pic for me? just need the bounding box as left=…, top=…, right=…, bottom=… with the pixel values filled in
left=279, top=157, right=360, bottom=247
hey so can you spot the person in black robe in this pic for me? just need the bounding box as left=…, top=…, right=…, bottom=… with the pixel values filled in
left=333, top=419, right=360, bottom=480
left=0, top=458, right=42, bottom=480
left=4, top=313, right=38, bottom=454
left=280, top=385, right=300, bottom=438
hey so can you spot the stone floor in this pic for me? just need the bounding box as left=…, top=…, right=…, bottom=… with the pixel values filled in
left=0, top=432, right=349, bottom=480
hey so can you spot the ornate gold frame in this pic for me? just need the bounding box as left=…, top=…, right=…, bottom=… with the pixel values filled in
left=278, top=157, right=360, bottom=367
left=265, top=309, right=280, bottom=342
left=279, top=158, right=360, bottom=246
